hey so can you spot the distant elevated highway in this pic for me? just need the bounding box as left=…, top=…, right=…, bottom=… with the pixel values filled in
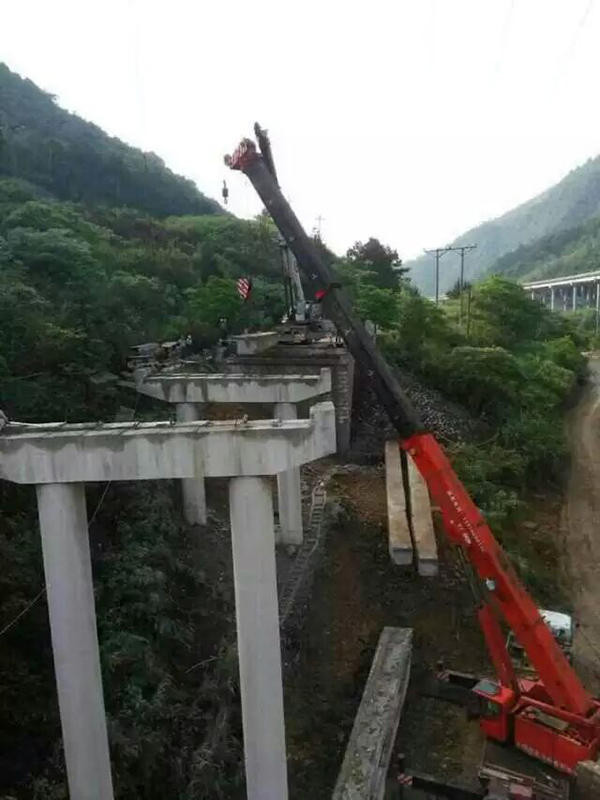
left=522, top=270, right=600, bottom=312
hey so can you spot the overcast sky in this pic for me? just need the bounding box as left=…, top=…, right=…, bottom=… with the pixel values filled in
left=1, top=0, right=599, bottom=259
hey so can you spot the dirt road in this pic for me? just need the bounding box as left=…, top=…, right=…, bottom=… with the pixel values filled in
left=563, top=355, right=600, bottom=694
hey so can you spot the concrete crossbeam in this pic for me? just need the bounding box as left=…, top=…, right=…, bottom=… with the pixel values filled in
left=133, top=369, right=332, bottom=405
left=230, top=476, right=288, bottom=800
left=385, top=441, right=413, bottom=566
left=37, top=483, right=114, bottom=800
left=407, top=455, right=439, bottom=577
left=0, top=402, right=336, bottom=484
left=332, top=627, right=413, bottom=800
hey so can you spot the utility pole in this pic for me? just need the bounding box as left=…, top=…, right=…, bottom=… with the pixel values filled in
left=457, top=245, right=477, bottom=328
left=424, top=247, right=447, bottom=304
left=466, top=284, right=473, bottom=340
left=424, top=244, right=477, bottom=310
left=313, top=215, right=324, bottom=239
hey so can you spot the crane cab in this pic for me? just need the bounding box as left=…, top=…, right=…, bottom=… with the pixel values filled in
left=473, top=678, right=516, bottom=743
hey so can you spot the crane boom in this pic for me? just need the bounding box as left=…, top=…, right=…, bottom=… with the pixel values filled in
left=225, top=130, right=600, bottom=774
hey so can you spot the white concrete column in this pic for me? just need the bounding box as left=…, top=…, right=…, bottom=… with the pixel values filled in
left=229, top=477, right=288, bottom=800
left=176, top=402, right=207, bottom=525
left=573, top=285, right=577, bottom=311
left=274, top=401, right=303, bottom=546
left=36, top=483, right=114, bottom=800
left=550, top=287, right=555, bottom=310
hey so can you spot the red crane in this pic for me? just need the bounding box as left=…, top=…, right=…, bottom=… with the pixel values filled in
left=225, top=126, right=600, bottom=777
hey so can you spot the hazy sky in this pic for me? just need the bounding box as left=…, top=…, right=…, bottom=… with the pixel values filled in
left=1, top=0, right=600, bottom=259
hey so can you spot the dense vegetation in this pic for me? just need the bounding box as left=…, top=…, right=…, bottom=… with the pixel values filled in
left=406, top=153, right=600, bottom=295
left=341, top=271, right=586, bottom=568
left=0, top=64, right=590, bottom=798
left=0, top=182, right=288, bottom=422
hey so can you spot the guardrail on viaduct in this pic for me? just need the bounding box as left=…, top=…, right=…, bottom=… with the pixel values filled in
left=522, top=270, right=600, bottom=312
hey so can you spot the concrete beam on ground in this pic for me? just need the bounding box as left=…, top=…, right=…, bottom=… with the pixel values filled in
left=385, top=441, right=413, bottom=566
left=132, top=368, right=332, bottom=405
left=230, top=476, right=289, bottom=800
left=332, top=627, right=413, bottom=800
left=230, top=331, right=279, bottom=355
left=0, top=402, right=336, bottom=484
left=407, top=455, right=439, bottom=577
left=37, top=482, right=114, bottom=800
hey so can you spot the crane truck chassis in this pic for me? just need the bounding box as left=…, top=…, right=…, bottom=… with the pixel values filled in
left=224, top=125, right=600, bottom=788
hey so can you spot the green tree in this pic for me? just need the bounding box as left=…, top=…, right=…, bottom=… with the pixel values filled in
left=345, top=237, right=407, bottom=289
left=468, top=276, right=551, bottom=349
left=185, top=277, right=243, bottom=342
left=355, top=285, right=398, bottom=330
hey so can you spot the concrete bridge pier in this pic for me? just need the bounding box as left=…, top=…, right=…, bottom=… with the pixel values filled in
left=175, top=401, right=207, bottom=525
left=37, top=482, right=114, bottom=800
left=1, top=405, right=336, bottom=800
left=230, top=476, right=288, bottom=800
left=274, top=402, right=302, bottom=546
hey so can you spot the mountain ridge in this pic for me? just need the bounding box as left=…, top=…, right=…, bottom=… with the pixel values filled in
left=406, top=153, right=600, bottom=295
left=0, top=62, right=223, bottom=217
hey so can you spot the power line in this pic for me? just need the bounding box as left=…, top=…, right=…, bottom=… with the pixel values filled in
left=490, top=0, right=516, bottom=87
left=551, top=0, right=595, bottom=97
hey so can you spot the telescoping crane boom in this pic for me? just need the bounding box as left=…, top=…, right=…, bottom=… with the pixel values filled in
left=225, top=125, right=600, bottom=777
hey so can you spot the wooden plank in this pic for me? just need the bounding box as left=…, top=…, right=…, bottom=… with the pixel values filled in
left=332, top=627, right=413, bottom=800
left=407, top=455, right=439, bottom=577
left=385, top=441, right=413, bottom=566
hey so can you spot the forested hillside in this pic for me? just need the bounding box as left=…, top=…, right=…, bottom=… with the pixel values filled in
left=489, top=214, right=600, bottom=282
left=406, top=154, right=600, bottom=295
left=0, top=185, right=286, bottom=422
left=0, top=63, right=222, bottom=216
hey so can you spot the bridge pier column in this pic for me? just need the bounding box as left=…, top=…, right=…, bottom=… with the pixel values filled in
left=274, top=402, right=303, bottom=546
left=229, top=476, right=289, bottom=800
left=550, top=287, right=555, bottom=310
left=37, top=482, right=114, bottom=800
left=176, top=402, right=207, bottom=525
left=573, top=285, right=577, bottom=311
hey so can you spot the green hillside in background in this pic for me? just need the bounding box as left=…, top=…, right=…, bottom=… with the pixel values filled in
left=490, top=214, right=600, bottom=282
left=405, top=153, right=600, bottom=295
left=0, top=63, right=223, bottom=216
